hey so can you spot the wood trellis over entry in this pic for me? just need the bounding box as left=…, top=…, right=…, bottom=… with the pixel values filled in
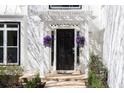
left=39, top=10, right=96, bottom=77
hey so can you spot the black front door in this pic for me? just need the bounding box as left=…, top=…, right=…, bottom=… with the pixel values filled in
left=57, top=29, right=74, bottom=70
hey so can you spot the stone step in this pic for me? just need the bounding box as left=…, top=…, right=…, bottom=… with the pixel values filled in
left=46, top=86, right=86, bottom=88
left=44, top=74, right=87, bottom=88
left=45, top=81, right=86, bottom=88
left=46, top=81, right=85, bottom=86
left=45, top=74, right=86, bottom=81
left=45, top=73, right=86, bottom=77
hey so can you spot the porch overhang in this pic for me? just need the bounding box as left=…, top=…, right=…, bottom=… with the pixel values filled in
left=39, top=11, right=95, bottom=23
left=39, top=11, right=103, bottom=32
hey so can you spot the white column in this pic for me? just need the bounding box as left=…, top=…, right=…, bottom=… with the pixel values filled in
left=80, top=23, right=89, bottom=77
left=74, top=29, right=77, bottom=71
left=53, top=29, right=56, bottom=72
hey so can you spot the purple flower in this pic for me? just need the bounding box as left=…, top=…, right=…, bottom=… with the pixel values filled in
left=76, top=36, right=85, bottom=47
left=43, top=35, right=53, bottom=47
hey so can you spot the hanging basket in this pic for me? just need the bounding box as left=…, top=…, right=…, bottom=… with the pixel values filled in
left=43, top=35, right=53, bottom=47
left=76, top=36, right=85, bottom=47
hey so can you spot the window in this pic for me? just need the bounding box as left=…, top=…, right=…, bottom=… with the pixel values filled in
left=49, top=5, right=82, bottom=10
left=0, top=22, right=20, bottom=65
left=51, top=31, right=54, bottom=66
left=77, top=31, right=80, bottom=65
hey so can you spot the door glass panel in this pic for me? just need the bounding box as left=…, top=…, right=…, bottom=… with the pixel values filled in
left=7, top=31, right=17, bottom=46
left=7, top=48, right=17, bottom=63
left=0, top=31, right=3, bottom=46
left=0, top=48, right=3, bottom=63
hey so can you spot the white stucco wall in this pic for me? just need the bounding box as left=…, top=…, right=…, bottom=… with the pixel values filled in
left=103, top=5, right=124, bottom=88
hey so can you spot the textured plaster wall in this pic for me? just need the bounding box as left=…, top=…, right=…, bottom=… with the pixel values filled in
left=103, top=6, right=124, bottom=88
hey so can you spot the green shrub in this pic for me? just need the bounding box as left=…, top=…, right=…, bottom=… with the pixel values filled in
left=24, top=73, right=43, bottom=88
left=0, top=66, right=23, bottom=75
left=0, top=75, right=21, bottom=88
left=88, top=54, right=108, bottom=88
left=0, top=66, right=23, bottom=88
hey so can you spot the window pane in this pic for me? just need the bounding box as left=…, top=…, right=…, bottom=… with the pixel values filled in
left=60, top=5, right=69, bottom=7
left=7, top=31, right=17, bottom=46
left=0, top=48, right=3, bottom=63
left=0, top=31, right=3, bottom=46
left=7, top=23, right=18, bottom=28
left=0, top=24, right=4, bottom=28
left=7, top=48, right=17, bottom=63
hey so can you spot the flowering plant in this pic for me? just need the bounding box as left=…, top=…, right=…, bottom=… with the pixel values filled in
left=76, top=35, right=85, bottom=47
left=43, top=35, right=53, bottom=47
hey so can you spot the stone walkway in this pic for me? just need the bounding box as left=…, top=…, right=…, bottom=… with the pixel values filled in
left=44, top=73, right=87, bottom=88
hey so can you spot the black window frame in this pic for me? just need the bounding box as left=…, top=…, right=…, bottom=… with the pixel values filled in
left=49, top=5, right=82, bottom=10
